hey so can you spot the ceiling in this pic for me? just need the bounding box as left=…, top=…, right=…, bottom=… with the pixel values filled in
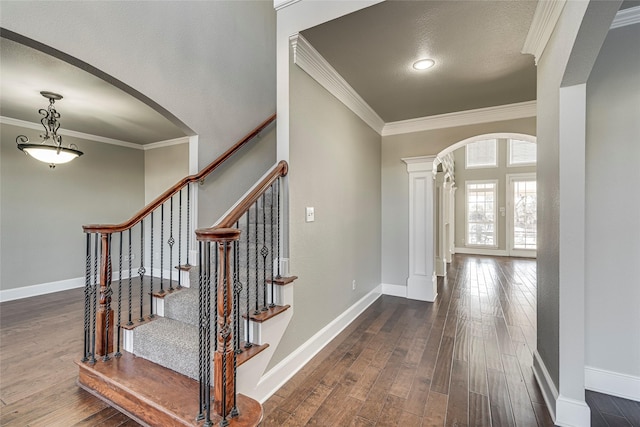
left=0, top=36, right=186, bottom=145
left=301, top=0, right=539, bottom=123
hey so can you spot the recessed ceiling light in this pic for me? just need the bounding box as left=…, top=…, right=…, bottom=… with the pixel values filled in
left=413, top=59, right=435, bottom=70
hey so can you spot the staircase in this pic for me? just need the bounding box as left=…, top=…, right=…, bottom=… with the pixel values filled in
left=76, top=116, right=297, bottom=426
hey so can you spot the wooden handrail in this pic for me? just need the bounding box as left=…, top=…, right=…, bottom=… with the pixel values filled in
left=83, top=114, right=276, bottom=234
left=215, top=160, right=288, bottom=230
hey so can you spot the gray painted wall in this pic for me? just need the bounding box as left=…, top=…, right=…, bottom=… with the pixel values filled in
left=381, top=118, right=536, bottom=287
left=268, top=55, right=382, bottom=368
left=0, top=123, right=144, bottom=290
left=144, top=144, right=189, bottom=204
left=453, top=139, right=536, bottom=252
left=0, top=1, right=277, bottom=228
left=585, top=23, right=640, bottom=378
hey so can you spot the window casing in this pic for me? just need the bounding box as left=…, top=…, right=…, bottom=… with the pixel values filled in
left=465, top=139, right=497, bottom=169
left=466, top=180, right=498, bottom=247
left=508, top=139, right=536, bottom=166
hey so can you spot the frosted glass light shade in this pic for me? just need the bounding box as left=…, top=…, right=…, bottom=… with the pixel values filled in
left=18, top=144, right=83, bottom=166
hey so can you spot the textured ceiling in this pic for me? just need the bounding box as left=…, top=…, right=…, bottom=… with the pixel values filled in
left=301, top=0, right=539, bottom=122
left=0, top=37, right=186, bottom=145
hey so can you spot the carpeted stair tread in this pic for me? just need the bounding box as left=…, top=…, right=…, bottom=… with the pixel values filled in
left=132, top=317, right=201, bottom=380
left=163, top=287, right=199, bottom=326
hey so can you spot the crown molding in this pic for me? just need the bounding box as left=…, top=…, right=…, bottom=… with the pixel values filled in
left=611, top=5, right=640, bottom=29
left=143, top=136, right=190, bottom=151
left=274, top=0, right=302, bottom=11
left=382, top=101, right=537, bottom=137
left=290, top=34, right=385, bottom=134
left=1, top=116, right=189, bottom=150
left=0, top=116, right=142, bottom=149
left=522, top=0, right=567, bottom=65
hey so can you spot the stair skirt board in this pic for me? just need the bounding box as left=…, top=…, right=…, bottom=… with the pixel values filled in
left=77, top=353, right=262, bottom=427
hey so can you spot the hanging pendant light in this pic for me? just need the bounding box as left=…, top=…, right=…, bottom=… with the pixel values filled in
left=16, top=91, right=83, bottom=169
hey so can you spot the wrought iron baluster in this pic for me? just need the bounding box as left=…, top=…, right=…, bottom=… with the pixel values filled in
left=186, top=183, right=191, bottom=266
left=261, top=192, right=268, bottom=311
left=178, top=189, right=183, bottom=289
left=197, top=240, right=207, bottom=423
left=90, top=233, right=98, bottom=364
left=231, top=236, right=240, bottom=418
left=233, top=228, right=242, bottom=355
left=139, top=220, right=145, bottom=322
left=149, top=212, right=154, bottom=318
left=115, top=232, right=123, bottom=357
left=221, top=242, right=229, bottom=426
left=269, top=184, right=275, bottom=307
left=245, top=212, right=252, bottom=348
left=82, top=233, right=91, bottom=362
left=103, top=234, right=112, bottom=362
left=127, top=230, right=133, bottom=326
left=160, top=203, right=165, bottom=294
left=169, top=196, right=175, bottom=291
left=277, top=177, right=281, bottom=279
left=253, top=203, right=260, bottom=315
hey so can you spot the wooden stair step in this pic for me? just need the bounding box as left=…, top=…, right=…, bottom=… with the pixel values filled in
left=267, top=276, right=298, bottom=286
left=77, top=352, right=262, bottom=427
left=238, top=342, right=269, bottom=366
left=243, top=305, right=290, bottom=323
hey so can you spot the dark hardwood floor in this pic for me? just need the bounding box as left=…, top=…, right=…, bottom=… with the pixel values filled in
left=1, top=255, right=638, bottom=426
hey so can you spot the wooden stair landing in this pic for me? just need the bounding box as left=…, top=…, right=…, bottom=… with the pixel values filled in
left=77, top=352, right=262, bottom=427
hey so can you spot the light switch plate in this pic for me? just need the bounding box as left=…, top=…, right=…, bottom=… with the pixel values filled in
left=306, top=207, right=315, bottom=222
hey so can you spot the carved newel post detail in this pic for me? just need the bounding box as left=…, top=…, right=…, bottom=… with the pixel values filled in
left=214, top=229, right=239, bottom=419
left=196, top=227, right=241, bottom=422
left=96, top=233, right=114, bottom=357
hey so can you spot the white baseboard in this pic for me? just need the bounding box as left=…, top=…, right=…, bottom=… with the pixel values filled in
left=252, top=284, right=382, bottom=403
left=556, top=395, right=591, bottom=427
left=533, top=350, right=558, bottom=422
left=455, top=247, right=509, bottom=256
left=381, top=283, right=407, bottom=298
left=585, top=366, right=640, bottom=402
left=0, top=276, right=85, bottom=302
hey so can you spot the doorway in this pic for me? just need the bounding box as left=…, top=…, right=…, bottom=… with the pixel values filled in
left=506, top=173, right=537, bottom=257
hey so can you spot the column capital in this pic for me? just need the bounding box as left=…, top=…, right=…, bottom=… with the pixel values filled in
left=402, top=155, right=437, bottom=173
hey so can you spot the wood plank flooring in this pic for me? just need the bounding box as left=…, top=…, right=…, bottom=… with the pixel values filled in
left=2, top=255, right=638, bottom=426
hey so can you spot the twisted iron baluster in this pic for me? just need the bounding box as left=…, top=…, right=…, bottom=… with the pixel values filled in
left=261, top=193, right=268, bottom=311
left=178, top=189, right=183, bottom=289
left=127, top=230, right=133, bottom=326
left=160, top=203, right=165, bottom=294
left=186, top=183, right=191, bottom=266
left=197, top=241, right=206, bottom=422
left=90, top=234, right=98, bottom=364
left=169, top=196, right=175, bottom=291
left=221, top=242, right=229, bottom=427
left=139, top=220, right=145, bottom=322
left=149, top=212, right=154, bottom=318
left=82, top=233, right=91, bottom=362
left=245, top=212, right=252, bottom=348
left=115, top=232, right=123, bottom=357
left=269, top=184, right=275, bottom=307
left=277, top=178, right=281, bottom=279
left=205, top=241, right=213, bottom=426
left=253, top=203, right=259, bottom=315
left=231, top=239, right=240, bottom=418
left=233, top=225, right=242, bottom=355
left=103, top=234, right=112, bottom=362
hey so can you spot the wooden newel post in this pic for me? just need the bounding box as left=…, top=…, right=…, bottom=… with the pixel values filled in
left=197, top=227, right=240, bottom=419
left=96, top=233, right=114, bottom=356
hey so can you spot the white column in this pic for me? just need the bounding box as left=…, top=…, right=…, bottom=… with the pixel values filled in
left=556, top=83, right=590, bottom=426
left=402, top=156, right=437, bottom=302
left=449, top=185, right=457, bottom=258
